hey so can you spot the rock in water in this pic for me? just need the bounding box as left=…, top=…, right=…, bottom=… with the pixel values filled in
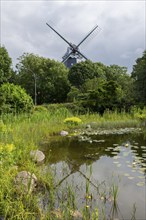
left=60, top=130, right=68, bottom=136
left=30, top=150, right=45, bottom=165
left=86, top=124, right=91, bottom=129
left=15, top=171, right=37, bottom=194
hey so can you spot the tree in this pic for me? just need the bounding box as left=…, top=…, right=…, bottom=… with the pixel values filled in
left=68, top=61, right=134, bottom=112
left=77, top=80, right=120, bottom=113
left=68, top=60, right=106, bottom=88
left=0, top=83, right=33, bottom=114
left=67, top=86, right=80, bottom=102
left=0, top=46, right=12, bottom=85
left=16, top=53, right=70, bottom=104
left=131, top=51, right=146, bottom=106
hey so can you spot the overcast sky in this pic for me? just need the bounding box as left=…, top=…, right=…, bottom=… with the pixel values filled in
left=0, top=0, right=145, bottom=72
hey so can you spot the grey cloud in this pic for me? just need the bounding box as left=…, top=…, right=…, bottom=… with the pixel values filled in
left=1, top=1, right=145, bottom=72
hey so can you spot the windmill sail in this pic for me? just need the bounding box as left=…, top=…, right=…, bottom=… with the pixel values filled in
left=46, top=22, right=100, bottom=68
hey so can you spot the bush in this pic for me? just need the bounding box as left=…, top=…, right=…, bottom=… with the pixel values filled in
left=44, top=102, right=86, bottom=115
left=33, top=105, right=48, bottom=113
left=0, top=83, right=33, bottom=114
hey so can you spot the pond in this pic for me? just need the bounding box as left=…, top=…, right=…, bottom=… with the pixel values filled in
left=41, top=129, right=146, bottom=220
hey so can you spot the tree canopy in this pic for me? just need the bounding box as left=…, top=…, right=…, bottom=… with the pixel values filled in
left=1, top=45, right=145, bottom=114
left=0, top=46, right=13, bottom=85
left=131, top=50, right=146, bottom=106
left=68, top=60, right=106, bottom=88
left=16, top=53, right=70, bottom=105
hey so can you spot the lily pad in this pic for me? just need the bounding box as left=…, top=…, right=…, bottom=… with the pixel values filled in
left=116, top=164, right=121, bottom=167
left=113, top=161, right=119, bottom=164
left=141, top=163, right=146, bottom=167
left=114, top=146, right=121, bottom=150
left=132, top=150, right=138, bottom=153
left=123, top=152, right=130, bottom=157
left=127, top=165, right=132, bottom=168
left=113, top=156, right=121, bottom=160
left=111, top=152, right=118, bottom=155
left=140, top=167, right=146, bottom=171
left=128, top=176, right=134, bottom=180
left=135, top=156, right=143, bottom=160
left=138, top=170, right=144, bottom=174
left=138, top=176, right=144, bottom=179
left=108, top=147, right=114, bottom=150
left=105, top=149, right=111, bottom=152
left=136, top=182, right=145, bottom=187
left=133, top=146, right=139, bottom=149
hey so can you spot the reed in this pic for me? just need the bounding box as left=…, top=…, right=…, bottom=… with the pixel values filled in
left=80, top=109, right=140, bottom=129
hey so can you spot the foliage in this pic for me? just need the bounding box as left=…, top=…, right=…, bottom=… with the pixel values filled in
left=33, top=105, right=48, bottom=113
left=64, top=116, right=82, bottom=125
left=131, top=50, right=146, bottom=106
left=68, top=60, right=106, bottom=88
left=16, top=53, right=70, bottom=104
left=67, top=86, right=80, bottom=102
left=0, top=46, right=13, bottom=85
left=68, top=61, right=134, bottom=113
left=0, top=83, right=33, bottom=114
left=44, top=103, right=86, bottom=115
left=0, top=143, right=15, bottom=164
left=134, top=107, right=146, bottom=121
left=72, top=80, right=121, bottom=113
left=1, top=45, right=146, bottom=113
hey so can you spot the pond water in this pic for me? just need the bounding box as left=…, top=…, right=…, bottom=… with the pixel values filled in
left=42, top=130, right=146, bottom=220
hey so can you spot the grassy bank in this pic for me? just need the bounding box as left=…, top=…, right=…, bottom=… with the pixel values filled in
left=0, top=107, right=145, bottom=219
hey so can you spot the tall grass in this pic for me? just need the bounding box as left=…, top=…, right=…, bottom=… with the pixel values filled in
left=80, top=109, right=140, bottom=129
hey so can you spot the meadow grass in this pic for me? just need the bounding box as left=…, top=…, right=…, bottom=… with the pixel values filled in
left=0, top=107, right=144, bottom=219
left=80, top=109, right=141, bottom=129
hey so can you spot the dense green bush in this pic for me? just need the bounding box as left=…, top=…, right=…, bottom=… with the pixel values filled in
left=33, top=105, right=48, bottom=113
left=0, top=83, right=33, bottom=114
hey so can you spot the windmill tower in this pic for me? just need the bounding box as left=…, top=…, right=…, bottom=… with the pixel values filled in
left=46, top=23, right=99, bottom=68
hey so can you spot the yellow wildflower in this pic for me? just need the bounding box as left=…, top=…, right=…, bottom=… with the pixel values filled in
left=0, top=144, right=3, bottom=152
left=86, top=205, right=89, bottom=208
left=5, top=144, right=15, bottom=152
left=64, top=117, right=82, bottom=125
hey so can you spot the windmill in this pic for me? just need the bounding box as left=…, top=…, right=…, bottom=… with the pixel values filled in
left=46, top=22, right=100, bottom=68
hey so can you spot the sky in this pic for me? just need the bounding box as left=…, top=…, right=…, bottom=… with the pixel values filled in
left=0, top=0, right=145, bottom=73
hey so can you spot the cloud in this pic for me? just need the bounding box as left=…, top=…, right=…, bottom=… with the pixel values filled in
left=1, top=0, right=145, bottom=72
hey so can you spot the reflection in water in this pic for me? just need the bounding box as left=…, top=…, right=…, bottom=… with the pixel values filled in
left=41, top=132, right=146, bottom=220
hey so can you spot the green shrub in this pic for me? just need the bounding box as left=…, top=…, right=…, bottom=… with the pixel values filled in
left=33, top=105, right=48, bottom=113
left=44, top=102, right=86, bottom=114
left=0, top=83, right=33, bottom=114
